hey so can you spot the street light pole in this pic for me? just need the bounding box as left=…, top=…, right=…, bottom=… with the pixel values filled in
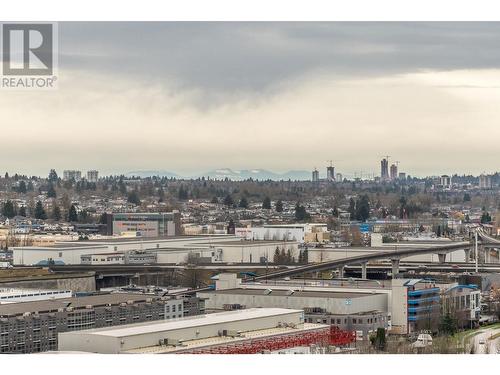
left=475, top=229, right=478, bottom=274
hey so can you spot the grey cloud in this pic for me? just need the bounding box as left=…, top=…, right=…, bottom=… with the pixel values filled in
left=59, top=22, right=500, bottom=93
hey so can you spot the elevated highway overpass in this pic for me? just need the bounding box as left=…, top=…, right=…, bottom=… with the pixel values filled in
left=253, top=242, right=472, bottom=281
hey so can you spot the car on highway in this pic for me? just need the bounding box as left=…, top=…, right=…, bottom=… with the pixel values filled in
left=478, top=339, right=486, bottom=345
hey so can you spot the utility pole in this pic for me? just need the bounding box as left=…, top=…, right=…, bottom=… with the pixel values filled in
left=475, top=229, right=478, bottom=273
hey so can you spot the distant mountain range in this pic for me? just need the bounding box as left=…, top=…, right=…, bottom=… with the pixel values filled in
left=126, top=168, right=312, bottom=181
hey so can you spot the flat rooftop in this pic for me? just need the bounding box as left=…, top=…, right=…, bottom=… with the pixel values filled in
left=201, top=240, right=298, bottom=246
left=201, top=288, right=377, bottom=299
left=0, top=293, right=162, bottom=317
left=0, top=288, right=71, bottom=297
left=13, top=235, right=238, bottom=250
left=262, top=224, right=326, bottom=228
left=83, top=235, right=233, bottom=244
left=14, top=243, right=108, bottom=250
left=124, top=323, right=329, bottom=354
left=251, top=279, right=392, bottom=289
left=68, top=308, right=302, bottom=338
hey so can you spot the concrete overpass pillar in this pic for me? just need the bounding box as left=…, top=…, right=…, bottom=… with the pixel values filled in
left=339, top=266, right=345, bottom=278
left=361, top=262, right=367, bottom=279
left=464, top=248, right=471, bottom=263
left=391, top=259, right=400, bottom=277
left=438, top=253, right=447, bottom=264
left=484, top=247, right=490, bottom=264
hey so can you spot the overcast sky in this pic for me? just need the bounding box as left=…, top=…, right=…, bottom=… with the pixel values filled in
left=1, top=22, right=499, bottom=177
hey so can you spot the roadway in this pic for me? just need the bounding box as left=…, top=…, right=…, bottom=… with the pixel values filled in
left=253, top=241, right=472, bottom=280
left=470, top=326, right=500, bottom=354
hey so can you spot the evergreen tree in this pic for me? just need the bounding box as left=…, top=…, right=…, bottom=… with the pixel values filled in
left=119, top=181, right=126, bottom=195
left=348, top=197, right=356, bottom=219
left=178, top=185, right=189, bottom=200
left=273, top=247, right=281, bottom=263
left=47, top=183, right=57, bottom=198
left=262, top=196, right=271, bottom=209
left=238, top=197, right=248, bottom=209
left=18, top=180, right=27, bottom=194
left=481, top=211, right=492, bottom=224
left=223, top=194, right=234, bottom=207
left=52, top=205, right=61, bottom=221
left=210, top=196, right=219, bottom=204
left=295, top=202, right=310, bottom=221
left=18, top=206, right=26, bottom=217
left=34, top=201, right=47, bottom=220
left=127, top=191, right=141, bottom=205
left=48, top=169, right=58, bottom=182
left=158, top=186, right=165, bottom=202
left=355, top=195, right=370, bottom=222
left=399, top=195, right=407, bottom=219
left=68, top=204, right=78, bottom=222
left=439, top=313, right=458, bottom=336
left=275, top=200, right=283, bottom=212
left=372, top=328, right=386, bottom=351
left=302, top=248, right=308, bottom=264
left=2, top=200, right=16, bottom=218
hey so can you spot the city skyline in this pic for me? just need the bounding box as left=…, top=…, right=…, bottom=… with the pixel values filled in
left=1, top=22, right=500, bottom=176
left=2, top=164, right=498, bottom=180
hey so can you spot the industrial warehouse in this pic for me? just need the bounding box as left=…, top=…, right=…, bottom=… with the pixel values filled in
left=198, top=275, right=388, bottom=339
left=58, top=308, right=346, bottom=354
left=11, top=236, right=298, bottom=266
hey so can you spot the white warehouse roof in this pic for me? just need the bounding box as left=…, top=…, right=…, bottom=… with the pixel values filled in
left=69, top=308, right=302, bottom=338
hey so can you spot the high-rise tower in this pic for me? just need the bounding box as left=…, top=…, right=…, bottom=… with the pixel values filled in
left=312, top=168, right=319, bottom=182
left=390, top=164, right=398, bottom=180
left=380, top=158, right=389, bottom=181
left=326, top=160, right=335, bottom=181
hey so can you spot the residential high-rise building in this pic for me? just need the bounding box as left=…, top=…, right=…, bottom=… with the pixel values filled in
left=390, top=164, right=398, bottom=180
left=398, top=172, right=406, bottom=181
left=336, top=173, right=343, bottom=182
left=440, top=175, right=451, bottom=189
left=380, top=158, right=389, bottom=181
left=312, top=168, right=319, bottom=182
left=87, top=170, right=99, bottom=183
left=63, top=170, right=82, bottom=181
left=479, top=174, right=492, bottom=189
left=326, top=166, right=335, bottom=181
